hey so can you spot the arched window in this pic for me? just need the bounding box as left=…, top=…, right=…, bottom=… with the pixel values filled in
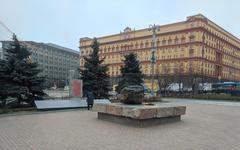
left=130, top=43, right=133, bottom=50
left=162, top=39, right=166, bottom=46
left=124, top=44, right=127, bottom=51
left=181, top=37, right=186, bottom=44
left=156, top=39, right=160, bottom=47
left=145, top=41, right=149, bottom=48
left=121, top=45, right=124, bottom=51
left=135, top=42, right=139, bottom=49
left=174, top=37, right=179, bottom=44
left=168, top=38, right=172, bottom=45
left=190, top=36, right=195, bottom=42
left=140, top=42, right=144, bottom=48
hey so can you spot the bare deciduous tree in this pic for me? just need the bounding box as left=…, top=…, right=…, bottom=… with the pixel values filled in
left=156, top=64, right=173, bottom=96
left=188, top=62, right=201, bottom=95
left=173, top=62, right=184, bottom=93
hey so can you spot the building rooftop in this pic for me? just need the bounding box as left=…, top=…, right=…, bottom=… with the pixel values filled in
left=80, top=14, right=240, bottom=44
left=46, top=43, right=79, bottom=54
left=1, top=40, right=79, bottom=55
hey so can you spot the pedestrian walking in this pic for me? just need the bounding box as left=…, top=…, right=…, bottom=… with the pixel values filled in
left=86, top=91, right=94, bottom=110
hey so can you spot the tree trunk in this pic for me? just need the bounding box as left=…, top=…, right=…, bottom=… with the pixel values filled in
left=1, top=99, right=7, bottom=108
left=17, top=96, right=23, bottom=106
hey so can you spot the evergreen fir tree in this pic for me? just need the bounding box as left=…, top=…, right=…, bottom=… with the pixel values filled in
left=79, top=38, right=110, bottom=98
left=0, top=34, right=45, bottom=107
left=21, top=59, right=46, bottom=105
left=0, top=61, right=20, bottom=107
left=116, top=53, right=144, bottom=93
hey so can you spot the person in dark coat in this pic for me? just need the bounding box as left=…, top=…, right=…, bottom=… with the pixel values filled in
left=86, top=91, right=94, bottom=110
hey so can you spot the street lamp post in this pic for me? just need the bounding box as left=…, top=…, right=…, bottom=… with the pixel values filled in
left=148, top=24, right=160, bottom=96
left=201, top=32, right=205, bottom=91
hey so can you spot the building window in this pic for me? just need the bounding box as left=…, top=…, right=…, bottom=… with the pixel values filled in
left=140, top=42, right=143, bottom=48
left=181, top=37, right=186, bottom=44
left=121, top=45, right=124, bottom=51
left=135, top=42, right=139, bottom=49
left=162, top=39, right=166, bottom=46
left=175, top=38, right=179, bottom=44
left=124, top=44, right=128, bottom=51
left=189, top=49, right=194, bottom=57
left=191, top=23, right=195, bottom=28
left=130, top=43, right=133, bottom=50
left=145, top=41, right=149, bottom=48
left=168, top=39, right=172, bottom=45
left=190, top=35, right=195, bottom=42
left=156, top=40, right=160, bottom=47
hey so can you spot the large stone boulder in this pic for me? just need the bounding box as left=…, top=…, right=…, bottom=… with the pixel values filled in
left=118, top=85, right=144, bottom=104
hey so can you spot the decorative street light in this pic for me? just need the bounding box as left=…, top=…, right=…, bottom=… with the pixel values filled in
left=148, top=24, right=160, bottom=96
left=201, top=32, right=205, bottom=91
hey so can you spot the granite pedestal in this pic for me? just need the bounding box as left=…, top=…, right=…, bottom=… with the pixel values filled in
left=93, top=103, right=186, bottom=127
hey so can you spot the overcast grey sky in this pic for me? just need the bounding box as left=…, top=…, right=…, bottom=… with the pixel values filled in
left=0, top=0, right=239, bottom=50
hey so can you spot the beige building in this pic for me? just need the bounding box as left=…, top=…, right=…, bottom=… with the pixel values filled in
left=79, top=14, right=240, bottom=89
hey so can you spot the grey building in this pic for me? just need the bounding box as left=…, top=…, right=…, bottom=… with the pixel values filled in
left=0, top=42, right=4, bottom=60
left=0, top=41, right=80, bottom=88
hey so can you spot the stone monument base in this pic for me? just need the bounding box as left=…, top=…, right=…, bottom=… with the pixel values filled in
left=93, top=103, right=186, bottom=127
left=98, top=112, right=181, bottom=127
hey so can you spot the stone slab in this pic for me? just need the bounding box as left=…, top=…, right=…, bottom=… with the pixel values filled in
left=98, top=112, right=181, bottom=127
left=106, top=104, right=123, bottom=116
left=93, top=103, right=186, bottom=120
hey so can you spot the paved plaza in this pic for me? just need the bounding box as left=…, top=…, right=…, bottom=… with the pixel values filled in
left=0, top=100, right=240, bottom=150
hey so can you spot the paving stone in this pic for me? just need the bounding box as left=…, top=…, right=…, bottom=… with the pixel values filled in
left=0, top=103, right=240, bottom=150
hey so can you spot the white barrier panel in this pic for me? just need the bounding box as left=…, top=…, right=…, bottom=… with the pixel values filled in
left=35, top=99, right=111, bottom=110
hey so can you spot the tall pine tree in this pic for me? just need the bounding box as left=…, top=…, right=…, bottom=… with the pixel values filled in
left=79, top=38, right=110, bottom=98
left=0, top=34, right=45, bottom=107
left=116, top=53, right=144, bottom=93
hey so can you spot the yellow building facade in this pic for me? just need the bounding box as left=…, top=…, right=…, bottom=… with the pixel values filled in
left=79, top=14, right=240, bottom=85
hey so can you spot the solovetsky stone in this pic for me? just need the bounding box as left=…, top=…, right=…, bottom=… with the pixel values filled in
left=156, top=107, right=175, bottom=117
left=93, top=103, right=186, bottom=119
left=137, top=107, right=158, bottom=119
left=118, top=85, right=144, bottom=104
left=93, top=103, right=186, bottom=127
left=106, top=104, right=123, bottom=116
left=92, top=103, right=107, bottom=113
left=174, top=106, right=186, bottom=116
